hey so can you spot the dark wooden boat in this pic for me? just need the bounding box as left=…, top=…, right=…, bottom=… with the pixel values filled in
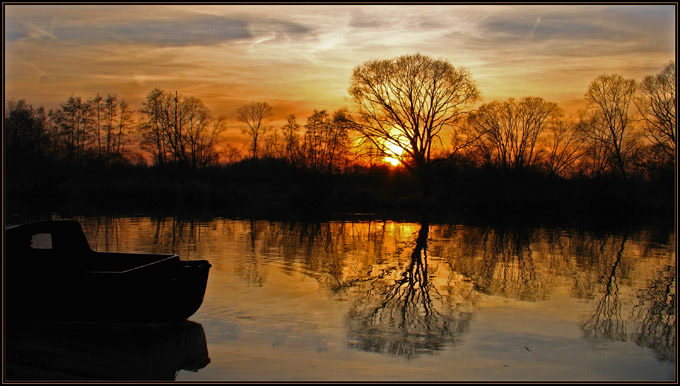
left=5, top=220, right=211, bottom=323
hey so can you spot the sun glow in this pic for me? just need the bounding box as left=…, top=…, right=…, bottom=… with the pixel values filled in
left=384, top=156, right=401, bottom=167
left=382, top=140, right=405, bottom=167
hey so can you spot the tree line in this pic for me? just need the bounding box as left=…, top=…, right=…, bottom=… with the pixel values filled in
left=5, top=55, right=675, bottom=195
left=348, top=55, right=674, bottom=196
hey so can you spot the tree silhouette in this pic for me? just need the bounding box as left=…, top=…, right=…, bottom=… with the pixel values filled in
left=115, top=99, right=134, bottom=160
left=349, top=53, right=479, bottom=197
left=300, top=108, right=353, bottom=173
left=93, top=93, right=103, bottom=157
left=5, top=99, right=50, bottom=163
left=140, top=88, right=167, bottom=166
left=542, top=114, right=586, bottom=177
left=104, top=94, right=118, bottom=161
left=237, top=101, right=273, bottom=159
left=466, top=97, right=563, bottom=171
left=583, top=74, right=639, bottom=179
left=635, top=61, right=676, bottom=169
left=139, top=89, right=225, bottom=167
left=49, top=95, right=88, bottom=163
left=281, top=114, right=301, bottom=165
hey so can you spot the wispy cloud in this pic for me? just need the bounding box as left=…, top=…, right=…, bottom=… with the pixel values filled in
left=472, top=5, right=675, bottom=53
left=4, top=4, right=675, bottom=119
left=528, top=17, right=541, bottom=40
left=10, top=15, right=252, bottom=47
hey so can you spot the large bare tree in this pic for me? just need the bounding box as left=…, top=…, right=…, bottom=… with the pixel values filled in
left=543, top=115, right=586, bottom=178
left=584, top=74, right=638, bottom=179
left=636, top=62, right=676, bottom=162
left=466, top=97, right=562, bottom=171
left=300, top=108, right=352, bottom=173
left=139, top=89, right=225, bottom=167
left=349, top=53, right=479, bottom=197
left=237, top=101, right=273, bottom=159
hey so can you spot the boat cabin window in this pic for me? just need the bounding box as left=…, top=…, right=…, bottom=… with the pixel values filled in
left=30, top=233, right=53, bottom=249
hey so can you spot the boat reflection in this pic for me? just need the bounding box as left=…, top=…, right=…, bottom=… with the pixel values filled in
left=5, top=320, right=210, bottom=381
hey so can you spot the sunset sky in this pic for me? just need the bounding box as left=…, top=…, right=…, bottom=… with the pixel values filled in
left=4, top=3, right=676, bottom=146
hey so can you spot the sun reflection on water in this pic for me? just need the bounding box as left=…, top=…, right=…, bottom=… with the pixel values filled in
left=67, top=216, right=675, bottom=380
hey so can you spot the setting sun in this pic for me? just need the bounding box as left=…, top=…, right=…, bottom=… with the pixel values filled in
left=3, top=3, right=676, bottom=383
left=384, top=156, right=401, bottom=167
left=382, top=137, right=405, bottom=167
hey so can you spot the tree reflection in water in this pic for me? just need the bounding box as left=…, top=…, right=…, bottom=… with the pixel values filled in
left=439, top=226, right=549, bottom=302
left=344, top=221, right=476, bottom=359
left=236, top=219, right=266, bottom=286
left=75, top=216, right=676, bottom=363
left=631, top=265, right=676, bottom=363
left=581, top=232, right=628, bottom=342
left=580, top=231, right=676, bottom=363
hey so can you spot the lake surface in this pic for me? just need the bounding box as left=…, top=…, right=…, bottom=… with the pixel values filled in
left=7, top=215, right=677, bottom=381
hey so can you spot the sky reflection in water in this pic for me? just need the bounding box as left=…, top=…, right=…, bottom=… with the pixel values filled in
left=75, top=216, right=675, bottom=381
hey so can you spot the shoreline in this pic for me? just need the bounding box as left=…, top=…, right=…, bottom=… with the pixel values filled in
left=6, top=164, right=674, bottom=230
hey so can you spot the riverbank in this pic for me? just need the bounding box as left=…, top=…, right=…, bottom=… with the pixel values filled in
left=5, top=158, right=675, bottom=228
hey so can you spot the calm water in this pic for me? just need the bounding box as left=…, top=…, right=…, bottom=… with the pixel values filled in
left=9, top=215, right=677, bottom=381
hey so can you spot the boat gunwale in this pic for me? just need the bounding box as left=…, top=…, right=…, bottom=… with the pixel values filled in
left=83, top=254, right=180, bottom=274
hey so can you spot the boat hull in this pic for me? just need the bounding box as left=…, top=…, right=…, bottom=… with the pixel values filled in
left=8, top=258, right=211, bottom=323
left=6, top=220, right=211, bottom=323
